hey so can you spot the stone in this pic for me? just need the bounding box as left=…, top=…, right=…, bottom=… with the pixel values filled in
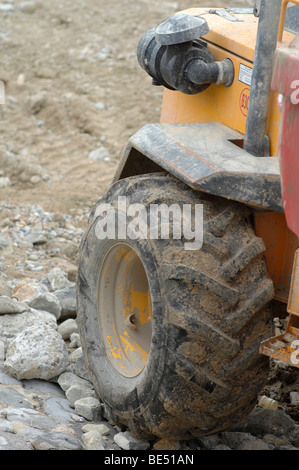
left=41, top=268, right=72, bottom=292
left=197, top=434, right=220, bottom=450
left=65, top=384, right=96, bottom=408
left=0, top=372, right=22, bottom=386
left=0, top=234, right=12, bottom=253
left=19, top=1, right=39, bottom=14
left=0, top=4, right=14, bottom=12
left=0, top=387, right=35, bottom=409
left=0, top=431, right=33, bottom=450
left=0, top=418, right=14, bottom=433
left=58, top=371, right=93, bottom=393
left=46, top=239, right=78, bottom=259
left=74, top=397, right=102, bottom=421
left=0, top=177, right=11, bottom=188
left=220, top=431, right=256, bottom=450
left=30, top=175, right=41, bottom=184
left=263, top=433, right=291, bottom=449
left=0, top=279, right=10, bottom=297
left=58, top=318, right=78, bottom=340
left=0, top=308, right=57, bottom=346
left=242, top=408, right=296, bottom=437
left=279, top=444, right=299, bottom=450
left=23, top=231, right=48, bottom=246
left=69, top=347, right=83, bottom=363
left=82, top=423, right=112, bottom=436
left=54, top=285, right=76, bottom=318
left=114, top=430, right=150, bottom=450
left=289, top=426, right=299, bottom=448
left=42, top=397, right=77, bottom=421
left=0, top=296, right=27, bottom=314
left=4, top=325, right=70, bottom=380
left=82, top=430, right=105, bottom=450
left=94, top=101, right=105, bottom=111
left=12, top=280, right=61, bottom=319
left=22, top=379, right=65, bottom=396
left=88, top=146, right=110, bottom=162
left=15, top=425, right=82, bottom=450
left=237, top=438, right=271, bottom=450
left=25, top=92, right=46, bottom=114
left=4, top=407, right=59, bottom=431
left=290, top=391, right=299, bottom=405
left=72, top=351, right=90, bottom=380
left=69, top=333, right=81, bottom=348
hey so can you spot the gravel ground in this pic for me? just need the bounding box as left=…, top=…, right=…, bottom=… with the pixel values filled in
left=0, top=202, right=298, bottom=451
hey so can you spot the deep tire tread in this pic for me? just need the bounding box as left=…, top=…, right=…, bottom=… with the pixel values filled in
left=78, top=173, right=274, bottom=440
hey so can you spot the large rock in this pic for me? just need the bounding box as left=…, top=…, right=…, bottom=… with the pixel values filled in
left=4, top=325, right=70, bottom=380
left=41, top=268, right=72, bottom=292
left=0, top=308, right=57, bottom=346
left=54, top=285, right=76, bottom=319
left=239, top=407, right=296, bottom=437
left=12, top=280, right=61, bottom=319
left=0, top=296, right=28, bottom=314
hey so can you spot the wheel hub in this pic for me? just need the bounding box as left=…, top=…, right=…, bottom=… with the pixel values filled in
left=97, top=243, right=153, bottom=378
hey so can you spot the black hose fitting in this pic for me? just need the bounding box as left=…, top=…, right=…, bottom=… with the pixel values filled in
left=137, top=14, right=234, bottom=95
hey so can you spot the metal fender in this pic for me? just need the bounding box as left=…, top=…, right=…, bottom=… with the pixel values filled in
left=114, top=122, right=283, bottom=212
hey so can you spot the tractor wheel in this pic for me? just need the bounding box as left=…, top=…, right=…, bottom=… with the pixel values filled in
left=77, top=173, right=274, bottom=440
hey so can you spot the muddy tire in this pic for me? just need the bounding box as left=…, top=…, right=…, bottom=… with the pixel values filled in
left=77, top=174, right=274, bottom=440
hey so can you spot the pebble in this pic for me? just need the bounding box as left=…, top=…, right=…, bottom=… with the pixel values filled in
left=114, top=431, right=151, bottom=451
left=0, top=202, right=298, bottom=450
left=290, top=391, right=299, bottom=405
left=65, top=384, right=96, bottom=408
left=0, top=4, right=14, bottom=12
left=57, top=318, right=78, bottom=340
left=0, top=177, right=11, bottom=188
left=74, top=397, right=102, bottom=421
left=82, top=430, right=105, bottom=450
left=42, top=268, right=72, bottom=292
left=19, top=2, right=39, bottom=14
left=88, top=146, right=110, bottom=162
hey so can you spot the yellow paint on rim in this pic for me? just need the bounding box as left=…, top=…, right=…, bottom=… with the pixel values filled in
left=98, top=243, right=153, bottom=377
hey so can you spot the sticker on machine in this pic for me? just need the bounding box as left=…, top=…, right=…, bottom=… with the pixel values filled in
left=239, top=64, right=252, bottom=86
left=240, top=88, right=250, bottom=116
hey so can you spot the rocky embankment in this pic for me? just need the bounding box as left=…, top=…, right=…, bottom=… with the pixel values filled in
left=0, top=202, right=299, bottom=451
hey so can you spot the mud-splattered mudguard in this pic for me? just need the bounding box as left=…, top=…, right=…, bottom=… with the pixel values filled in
left=113, top=122, right=283, bottom=213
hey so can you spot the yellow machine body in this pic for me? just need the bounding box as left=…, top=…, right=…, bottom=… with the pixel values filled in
left=160, top=7, right=298, bottom=304
left=161, top=7, right=294, bottom=157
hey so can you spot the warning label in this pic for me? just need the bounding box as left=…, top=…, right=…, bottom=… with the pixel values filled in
left=239, top=64, right=252, bottom=86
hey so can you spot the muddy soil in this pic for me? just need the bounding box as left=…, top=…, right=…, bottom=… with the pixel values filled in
left=0, top=0, right=252, bottom=281
left=0, top=0, right=253, bottom=215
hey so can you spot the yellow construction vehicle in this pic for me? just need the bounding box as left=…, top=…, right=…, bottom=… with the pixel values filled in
left=77, top=1, right=299, bottom=440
